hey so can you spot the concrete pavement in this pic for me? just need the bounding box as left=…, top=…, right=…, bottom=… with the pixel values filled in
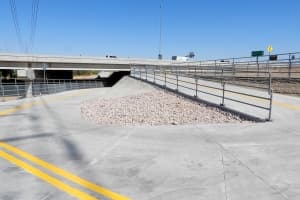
left=0, top=77, right=300, bottom=200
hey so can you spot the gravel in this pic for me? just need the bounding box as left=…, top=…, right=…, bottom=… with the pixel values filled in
left=81, top=88, right=247, bottom=126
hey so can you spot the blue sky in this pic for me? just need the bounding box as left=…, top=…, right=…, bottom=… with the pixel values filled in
left=0, top=0, right=299, bottom=59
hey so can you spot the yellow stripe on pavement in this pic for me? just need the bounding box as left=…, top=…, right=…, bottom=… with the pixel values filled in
left=0, top=150, right=97, bottom=200
left=273, top=100, right=300, bottom=111
left=0, top=142, right=130, bottom=200
left=0, top=91, right=87, bottom=116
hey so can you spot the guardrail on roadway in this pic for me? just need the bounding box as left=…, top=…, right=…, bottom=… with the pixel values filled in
left=0, top=79, right=104, bottom=99
left=131, top=66, right=273, bottom=121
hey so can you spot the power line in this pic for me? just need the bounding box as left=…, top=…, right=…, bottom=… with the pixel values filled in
left=9, top=0, right=24, bottom=51
left=29, top=0, right=40, bottom=52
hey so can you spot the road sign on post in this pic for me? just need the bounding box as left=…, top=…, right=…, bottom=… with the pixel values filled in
left=251, top=51, right=264, bottom=77
left=267, top=45, right=273, bottom=53
left=251, top=51, right=264, bottom=57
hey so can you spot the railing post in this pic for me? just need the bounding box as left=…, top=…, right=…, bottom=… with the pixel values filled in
left=15, top=79, right=20, bottom=96
left=214, top=60, right=217, bottom=77
left=268, top=72, right=272, bottom=95
left=145, top=66, right=148, bottom=81
left=32, top=79, right=35, bottom=96
left=268, top=91, right=273, bottom=121
left=54, top=81, right=57, bottom=93
left=139, top=66, right=142, bottom=79
left=267, top=72, right=273, bottom=121
left=195, top=77, right=198, bottom=97
left=64, top=80, right=67, bottom=91
left=176, top=66, right=179, bottom=90
left=133, top=67, right=135, bottom=77
left=154, top=67, right=156, bottom=83
left=221, top=82, right=225, bottom=106
left=46, top=79, right=49, bottom=94
left=164, top=70, right=167, bottom=88
left=232, top=58, right=235, bottom=76
left=200, top=62, right=203, bottom=77
left=1, top=79, right=4, bottom=100
left=288, top=53, right=292, bottom=79
left=70, top=80, right=73, bottom=90
left=256, top=56, right=259, bottom=77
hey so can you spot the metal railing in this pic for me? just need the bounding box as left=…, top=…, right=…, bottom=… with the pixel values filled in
left=131, top=66, right=273, bottom=121
left=0, top=79, right=104, bottom=99
left=176, top=52, right=300, bottom=79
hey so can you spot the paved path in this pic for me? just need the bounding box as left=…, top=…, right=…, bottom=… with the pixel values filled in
left=0, top=77, right=300, bottom=200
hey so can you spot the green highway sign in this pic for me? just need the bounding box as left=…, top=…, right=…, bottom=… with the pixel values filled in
left=251, top=51, right=264, bottom=57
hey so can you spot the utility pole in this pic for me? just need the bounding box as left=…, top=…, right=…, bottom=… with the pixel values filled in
left=158, top=0, right=163, bottom=60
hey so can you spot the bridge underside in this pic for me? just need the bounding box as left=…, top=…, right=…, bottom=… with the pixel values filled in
left=0, top=62, right=131, bottom=71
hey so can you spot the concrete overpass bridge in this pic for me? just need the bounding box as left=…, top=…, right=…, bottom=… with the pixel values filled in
left=0, top=53, right=192, bottom=72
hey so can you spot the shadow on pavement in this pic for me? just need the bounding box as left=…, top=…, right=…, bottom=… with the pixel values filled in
left=0, top=133, right=54, bottom=143
left=39, top=97, right=85, bottom=162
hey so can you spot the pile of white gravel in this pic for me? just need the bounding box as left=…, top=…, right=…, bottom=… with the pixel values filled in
left=81, top=89, right=246, bottom=126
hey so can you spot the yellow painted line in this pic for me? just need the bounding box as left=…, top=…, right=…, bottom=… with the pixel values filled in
left=0, top=150, right=97, bottom=200
left=273, top=100, right=300, bottom=111
left=0, top=142, right=130, bottom=200
left=0, top=90, right=130, bottom=199
left=0, top=91, right=87, bottom=116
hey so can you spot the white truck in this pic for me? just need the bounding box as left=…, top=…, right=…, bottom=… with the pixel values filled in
left=171, top=56, right=188, bottom=62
